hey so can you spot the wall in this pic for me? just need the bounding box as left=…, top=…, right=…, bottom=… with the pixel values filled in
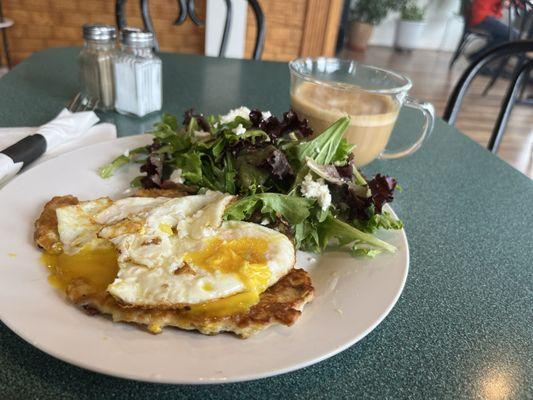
left=368, top=0, right=464, bottom=51
left=3, top=0, right=339, bottom=65
left=3, top=0, right=205, bottom=64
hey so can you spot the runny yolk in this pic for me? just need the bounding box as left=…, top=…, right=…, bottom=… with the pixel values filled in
left=41, top=246, right=119, bottom=293
left=183, top=236, right=271, bottom=317
left=40, top=237, right=271, bottom=319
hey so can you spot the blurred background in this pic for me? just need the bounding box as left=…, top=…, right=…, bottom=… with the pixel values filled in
left=0, top=0, right=531, bottom=176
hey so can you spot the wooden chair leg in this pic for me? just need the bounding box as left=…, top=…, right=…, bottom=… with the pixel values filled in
left=1, top=27, right=11, bottom=69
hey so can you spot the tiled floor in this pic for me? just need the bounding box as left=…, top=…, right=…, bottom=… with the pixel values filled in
left=339, top=46, right=533, bottom=178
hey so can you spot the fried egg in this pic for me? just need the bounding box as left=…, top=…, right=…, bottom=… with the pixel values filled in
left=52, top=191, right=296, bottom=317
left=56, top=197, right=112, bottom=254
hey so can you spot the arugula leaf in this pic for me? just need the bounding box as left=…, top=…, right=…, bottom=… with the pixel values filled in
left=152, top=122, right=177, bottom=139
left=351, top=247, right=382, bottom=258
left=224, top=169, right=237, bottom=194
left=355, top=211, right=403, bottom=233
left=224, top=193, right=313, bottom=225
left=294, top=218, right=320, bottom=252
left=130, top=176, right=143, bottom=188
left=98, top=146, right=148, bottom=178
left=226, top=129, right=269, bottom=144
left=289, top=117, right=352, bottom=189
left=162, top=113, right=178, bottom=131
left=176, top=153, right=202, bottom=184
left=294, top=117, right=351, bottom=165
left=237, top=163, right=269, bottom=194
left=211, top=137, right=226, bottom=158
left=164, top=131, right=191, bottom=153
left=98, top=155, right=129, bottom=178
left=317, top=214, right=397, bottom=253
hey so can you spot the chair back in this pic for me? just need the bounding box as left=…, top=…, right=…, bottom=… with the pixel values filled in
left=460, top=0, right=473, bottom=26
left=115, top=0, right=265, bottom=60
left=443, top=40, right=533, bottom=153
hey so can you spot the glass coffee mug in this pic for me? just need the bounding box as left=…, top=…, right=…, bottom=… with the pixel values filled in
left=289, top=57, right=434, bottom=166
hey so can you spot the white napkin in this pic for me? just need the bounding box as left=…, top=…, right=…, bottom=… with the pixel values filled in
left=0, top=109, right=116, bottom=186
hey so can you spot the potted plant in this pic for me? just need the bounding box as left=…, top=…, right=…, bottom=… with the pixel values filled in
left=394, top=1, right=428, bottom=51
left=348, top=0, right=396, bottom=51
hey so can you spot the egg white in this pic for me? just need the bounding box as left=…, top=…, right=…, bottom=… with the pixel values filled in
left=107, top=221, right=295, bottom=307
left=56, top=197, right=112, bottom=254
left=55, top=191, right=295, bottom=308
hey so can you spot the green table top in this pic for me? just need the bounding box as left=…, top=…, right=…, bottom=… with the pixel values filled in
left=0, top=48, right=531, bottom=399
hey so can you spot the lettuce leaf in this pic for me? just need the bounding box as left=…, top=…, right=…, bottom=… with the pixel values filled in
left=224, top=193, right=314, bottom=225
left=294, top=116, right=352, bottom=165
left=316, top=214, right=397, bottom=253
left=98, top=146, right=148, bottom=178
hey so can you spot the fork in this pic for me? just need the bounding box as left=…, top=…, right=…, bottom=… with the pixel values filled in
left=66, top=93, right=99, bottom=112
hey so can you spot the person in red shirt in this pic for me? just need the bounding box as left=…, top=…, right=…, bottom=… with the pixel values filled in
left=468, top=0, right=519, bottom=61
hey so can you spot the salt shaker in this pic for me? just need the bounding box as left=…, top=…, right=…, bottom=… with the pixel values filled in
left=113, top=31, right=162, bottom=117
left=118, top=26, right=141, bottom=48
left=78, top=24, right=117, bottom=111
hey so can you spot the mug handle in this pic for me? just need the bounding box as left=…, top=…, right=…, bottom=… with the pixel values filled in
left=379, top=96, right=435, bottom=160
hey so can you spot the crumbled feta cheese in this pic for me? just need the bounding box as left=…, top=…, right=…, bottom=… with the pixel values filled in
left=300, top=173, right=331, bottom=211
left=262, top=111, right=272, bottom=120
left=220, top=106, right=251, bottom=124
left=169, top=168, right=184, bottom=184
left=214, top=122, right=219, bottom=128
left=123, top=149, right=130, bottom=157
left=193, top=130, right=211, bottom=138
left=260, top=218, right=270, bottom=226
left=232, top=124, right=246, bottom=136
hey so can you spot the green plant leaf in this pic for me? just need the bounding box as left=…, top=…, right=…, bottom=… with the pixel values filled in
left=224, top=193, right=314, bottom=225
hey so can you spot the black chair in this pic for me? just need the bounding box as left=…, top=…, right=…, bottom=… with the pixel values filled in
left=443, top=40, right=533, bottom=153
left=449, top=0, right=491, bottom=70
left=115, top=0, right=265, bottom=60
left=481, top=1, right=533, bottom=97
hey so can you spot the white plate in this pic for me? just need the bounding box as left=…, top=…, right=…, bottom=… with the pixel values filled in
left=0, top=135, right=408, bottom=384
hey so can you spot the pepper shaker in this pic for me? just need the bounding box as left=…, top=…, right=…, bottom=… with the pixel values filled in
left=78, top=24, right=117, bottom=111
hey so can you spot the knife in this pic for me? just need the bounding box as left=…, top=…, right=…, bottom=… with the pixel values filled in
left=0, top=134, right=47, bottom=167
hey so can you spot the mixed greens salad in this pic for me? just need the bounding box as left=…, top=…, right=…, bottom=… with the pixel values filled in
left=100, top=107, right=403, bottom=256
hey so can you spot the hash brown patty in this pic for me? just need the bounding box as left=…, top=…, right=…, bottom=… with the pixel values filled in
left=34, top=193, right=314, bottom=338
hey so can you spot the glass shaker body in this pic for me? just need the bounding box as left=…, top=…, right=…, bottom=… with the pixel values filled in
left=78, top=24, right=117, bottom=111
left=114, top=34, right=162, bottom=117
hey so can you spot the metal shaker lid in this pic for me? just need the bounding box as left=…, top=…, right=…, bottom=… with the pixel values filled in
left=119, top=26, right=142, bottom=43
left=124, top=31, right=155, bottom=47
left=82, top=24, right=117, bottom=41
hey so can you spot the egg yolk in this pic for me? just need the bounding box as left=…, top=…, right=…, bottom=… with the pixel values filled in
left=184, top=237, right=272, bottom=317
left=41, top=245, right=119, bottom=293
left=41, top=236, right=273, bottom=319
left=158, top=223, right=174, bottom=235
